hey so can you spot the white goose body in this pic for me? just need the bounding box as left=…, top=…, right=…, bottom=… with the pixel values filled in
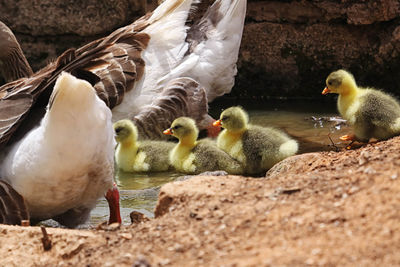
left=0, top=72, right=115, bottom=224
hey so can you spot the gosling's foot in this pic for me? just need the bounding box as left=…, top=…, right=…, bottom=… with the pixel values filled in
left=339, top=134, right=355, bottom=141
left=339, top=134, right=357, bottom=149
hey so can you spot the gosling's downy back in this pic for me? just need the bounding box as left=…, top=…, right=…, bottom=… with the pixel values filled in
left=166, top=116, right=242, bottom=174
left=114, top=119, right=174, bottom=172
left=217, top=106, right=298, bottom=175
left=324, top=70, right=400, bottom=142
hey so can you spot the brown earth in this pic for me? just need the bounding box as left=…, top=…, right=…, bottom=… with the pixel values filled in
left=1, top=136, right=400, bottom=266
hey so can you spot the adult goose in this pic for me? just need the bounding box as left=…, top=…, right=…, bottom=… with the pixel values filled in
left=1, top=72, right=117, bottom=227
left=0, top=0, right=247, bottom=131
left=0, top=0, right=247, bottom=226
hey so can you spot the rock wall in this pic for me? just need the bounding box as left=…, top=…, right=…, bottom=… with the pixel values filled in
left=1, top=0, right=400, bottom=98
left=236, top=0, right=400, bottom=98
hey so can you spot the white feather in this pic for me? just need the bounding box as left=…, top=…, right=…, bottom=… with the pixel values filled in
left=113, top=0, right=247, bottom=120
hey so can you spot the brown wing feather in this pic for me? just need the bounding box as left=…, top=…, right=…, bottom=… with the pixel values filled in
left=0, top=180, right=29, bottom=225
left=0, top=15, right=152, bottom=149
left=133, top=77, right=210, bottom=140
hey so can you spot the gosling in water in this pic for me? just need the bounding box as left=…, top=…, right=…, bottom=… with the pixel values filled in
left=214, top=106, right=298, bottom=175
left=163, top=117, right=243, bottom=174
left=114, top=119, right=174, bottom=172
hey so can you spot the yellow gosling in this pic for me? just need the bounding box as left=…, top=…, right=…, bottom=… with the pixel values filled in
left=322, top=69, right=400, bottom=145
left=163, top=117, right=243, bottom=174
left=214, top=106, right=298, bottom=175
left=114, top=119, right=174, bottom=172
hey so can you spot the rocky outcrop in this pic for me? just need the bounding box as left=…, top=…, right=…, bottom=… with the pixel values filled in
left=235, top=0, right=400, bottom=98
left=0, top=0, right=154, bottom=73
left=1, top=0, right=400, bottom=97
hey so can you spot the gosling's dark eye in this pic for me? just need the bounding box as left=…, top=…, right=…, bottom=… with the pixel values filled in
left=173, top=125, right=181, bottom=130
left=221, top=116, right=229, bottom=121
left=115, top=127, right=123, bottom=133
left=328, top=81, right=333, bottom=86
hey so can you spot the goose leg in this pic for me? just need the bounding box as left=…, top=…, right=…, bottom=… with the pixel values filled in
left=105, top=183, right=122, bottom=224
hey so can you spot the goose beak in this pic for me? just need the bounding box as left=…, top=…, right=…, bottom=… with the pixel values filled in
left=105, top=183, right=121, bottom=224
left=322, top=87, right=330, bottom=95
left=213, top=120, right=222, bottom=127
left=163, top=128, right=173, bottom=135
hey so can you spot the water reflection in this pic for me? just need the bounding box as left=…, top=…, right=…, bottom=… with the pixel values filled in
left=90, top=170, right=181, bottom=225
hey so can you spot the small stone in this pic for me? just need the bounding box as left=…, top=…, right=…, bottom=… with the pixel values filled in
left=159, top=259, right=171, bottom=266
left=130, top=211, right=150, bottom=224
left=132, top=256, right=151, bottom=267
left=108, top=222, right=121, bottom=231
left=119, top=233, right=132, bottom=240
left=214, top=210, right=224, bottom=218
left=311, top=248, right=321, bottom=255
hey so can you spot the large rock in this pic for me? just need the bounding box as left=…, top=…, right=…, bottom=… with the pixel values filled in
left=1, top=0, right=400, bottom=97
left=234, top=0, right=400, bottom=98
left=0, top=0, right=147, bottom=36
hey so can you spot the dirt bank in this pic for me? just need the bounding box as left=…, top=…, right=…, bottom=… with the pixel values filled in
left=1, top=136, right=400, bottom=266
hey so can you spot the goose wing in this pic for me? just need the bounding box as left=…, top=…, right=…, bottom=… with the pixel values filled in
left=133, top=77, right=210, bottom=140
left=0, top=180, right=29, bottom=225
left=0, top=20, right=152, bottom=150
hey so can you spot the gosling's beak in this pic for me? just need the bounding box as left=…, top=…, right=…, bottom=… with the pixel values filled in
left=206, top=119, right=221, bottom=138
left=213, top=120, right=222, bottom=127
left=322, top=87, right=330, bottom=95
left=163, top=128, right=173, bottom=135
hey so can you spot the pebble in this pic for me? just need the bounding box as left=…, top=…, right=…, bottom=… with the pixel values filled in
left=119, top=233, right=132, bottom=240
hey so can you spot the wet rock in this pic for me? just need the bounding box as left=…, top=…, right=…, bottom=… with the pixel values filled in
left=266, top=153, right=322, bottom=179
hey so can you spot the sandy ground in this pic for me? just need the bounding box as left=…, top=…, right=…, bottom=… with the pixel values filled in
left=1, top=136, right=400, bottom=266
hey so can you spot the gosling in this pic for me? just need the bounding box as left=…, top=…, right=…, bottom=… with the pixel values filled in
left=163, top=117, right=243, bottom=174
left=322, top=69, right=400, bottom=146
left=214, top=106, right=298, bottom=175
left=114, top=119, right=174, bottom=172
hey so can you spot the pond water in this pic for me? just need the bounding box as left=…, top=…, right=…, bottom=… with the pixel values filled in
left=87, top=98, right=353, bottom=226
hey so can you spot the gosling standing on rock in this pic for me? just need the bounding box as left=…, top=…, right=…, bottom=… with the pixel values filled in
left=163, top=117, right=243, bottom=174
left=214, top=106, right=298, bottom=175
left=114, top=119, right=174, bottom=172
left=322, top=69, right=400, bottom=146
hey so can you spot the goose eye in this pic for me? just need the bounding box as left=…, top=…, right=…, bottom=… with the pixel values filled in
left=173, top=125, right=181, bottom=130
left=115, top=127, right=122, bottom=133
left=328, top=81, right=333, bottom=86
left=221, top=116, right=229, bottom=121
